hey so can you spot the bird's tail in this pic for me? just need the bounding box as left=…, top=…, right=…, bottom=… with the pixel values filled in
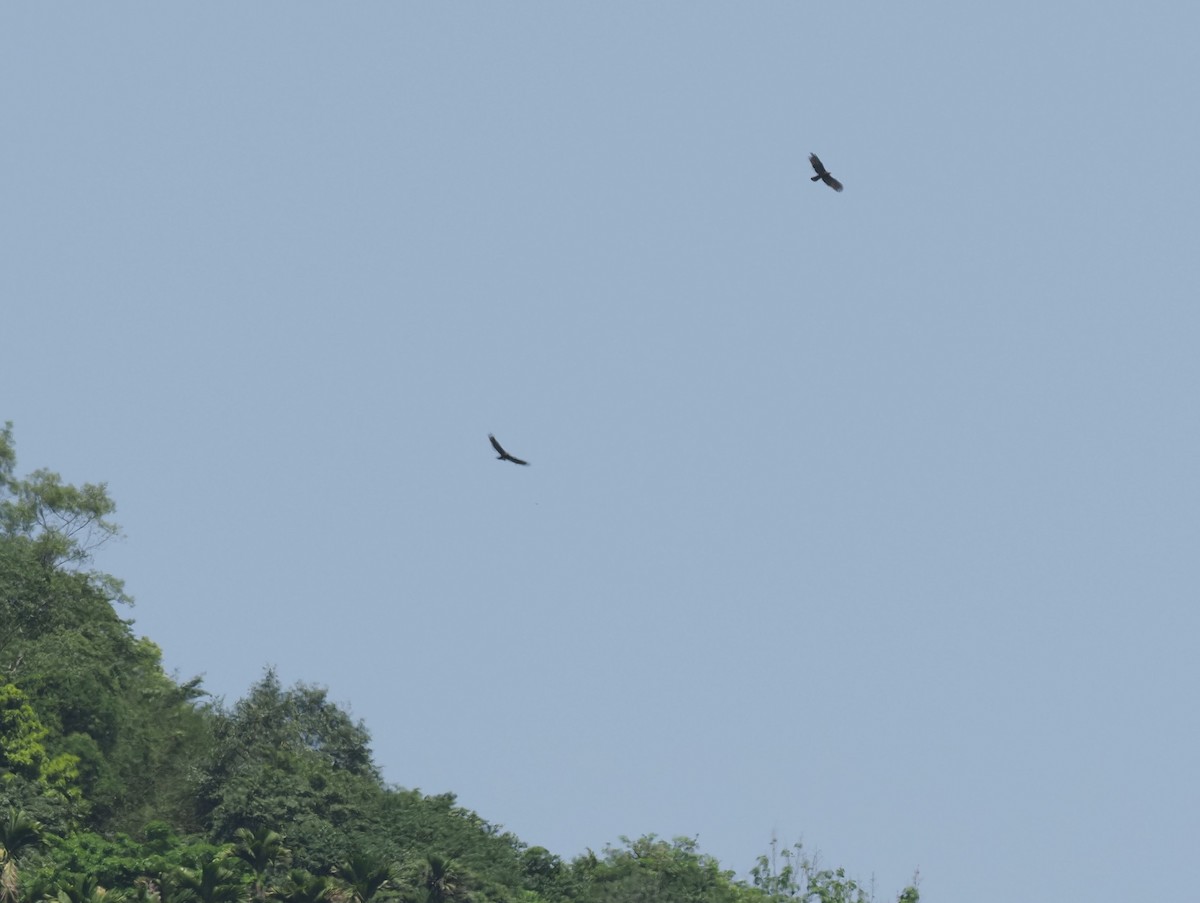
left=810, top=174, right=821, bottom=182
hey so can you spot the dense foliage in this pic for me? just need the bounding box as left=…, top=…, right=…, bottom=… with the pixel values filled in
left=0, top=424, right=918, bottom=903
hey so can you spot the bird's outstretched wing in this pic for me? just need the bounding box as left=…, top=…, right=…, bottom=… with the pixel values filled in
left=488, top=433, right=529, bottom=466
left=822, top=173, right=844, bottom=192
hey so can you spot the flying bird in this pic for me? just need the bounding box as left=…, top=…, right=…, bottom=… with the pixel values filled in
left=808, top=153, right=843, bottom=192
left=489, top=434, right=529, bottom=466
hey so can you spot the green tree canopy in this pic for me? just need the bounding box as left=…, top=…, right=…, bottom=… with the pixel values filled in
left=750, top=839, right=919, bottom=903
left=568, top=836, right=755, bottom=903
left=0, top=425, right=920, bottom=903
left=196, top=669, right=382, bottom=869
left=0, top=425, right=207, bottom=835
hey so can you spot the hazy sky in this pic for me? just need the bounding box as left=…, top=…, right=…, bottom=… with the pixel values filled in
left=5, top=5, right=1199, bottom=902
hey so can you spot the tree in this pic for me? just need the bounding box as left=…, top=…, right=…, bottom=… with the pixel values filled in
left=750, top=838, right=919, bottom=903
left=0, top=809, right=44, bottom=903
left=0, top=423, right=129, bottom=661
left=418, top=854, right=467, bottom=903
left=0, top=426, right=210, bottom=835
left=367, top=789, right=525, bottom=898
left=232, top=827, right=289, bottom=901
left=0, top=422, right=129, bottom=681
left=0, top=427, right=924, bottom=903
left=172, top=854, right=244, bottom=903
left=333, top=852, right=397, bottom=903
left=520, top=847, right=566, bottom=900
left=195, top=670, right=382, bottom=871
left=0, top=424, right=123, bottom=576
left=0, top=684, right=81, bottom=798
left=48, top=873, right=114, bottom=903
left=34, top=827, right=228, bottom=898
left=568, top=836, right=752, bottom=903
left=275, top=870, right=333, bottom=903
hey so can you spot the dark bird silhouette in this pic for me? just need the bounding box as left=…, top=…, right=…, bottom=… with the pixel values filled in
left=809, top=153, right=843, bottom=192
left=489, top=434, right=529, bottom=466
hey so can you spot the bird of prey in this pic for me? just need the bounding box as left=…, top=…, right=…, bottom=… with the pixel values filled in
left=489, top=434, right=529, bottom=466
left=808, top=153, right=843, bottom=192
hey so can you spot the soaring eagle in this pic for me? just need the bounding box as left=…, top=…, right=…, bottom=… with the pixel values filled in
left=489, top=434, right=529, bottom=466
left=808, top=153, right=843, bottom=192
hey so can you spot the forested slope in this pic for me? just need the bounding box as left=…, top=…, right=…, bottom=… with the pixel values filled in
left=0, top=424, right=918, bottom=903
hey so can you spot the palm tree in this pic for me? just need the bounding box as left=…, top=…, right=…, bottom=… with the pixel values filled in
left=125, top=877, right=164, bottom=903
left=333, top=854, right=395, bottom=903
left=51, top=874, right=118, bottom=903
left=419, top=855, right=465, bottom=903
left=273, top=871, right=331, bottom=903
left=232, top=828, right=289, bottom=901
left=173, top=857, right=243, bottom=903
left=0, top=809, right=43, bottom=903
left=155, top=872, right=197, bottom=903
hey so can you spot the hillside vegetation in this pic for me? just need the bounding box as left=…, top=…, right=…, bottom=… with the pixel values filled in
left=0, top=423, right=918, bottom=903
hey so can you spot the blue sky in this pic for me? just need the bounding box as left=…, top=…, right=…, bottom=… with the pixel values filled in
left=4, top=4, right=1199, bottom=902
